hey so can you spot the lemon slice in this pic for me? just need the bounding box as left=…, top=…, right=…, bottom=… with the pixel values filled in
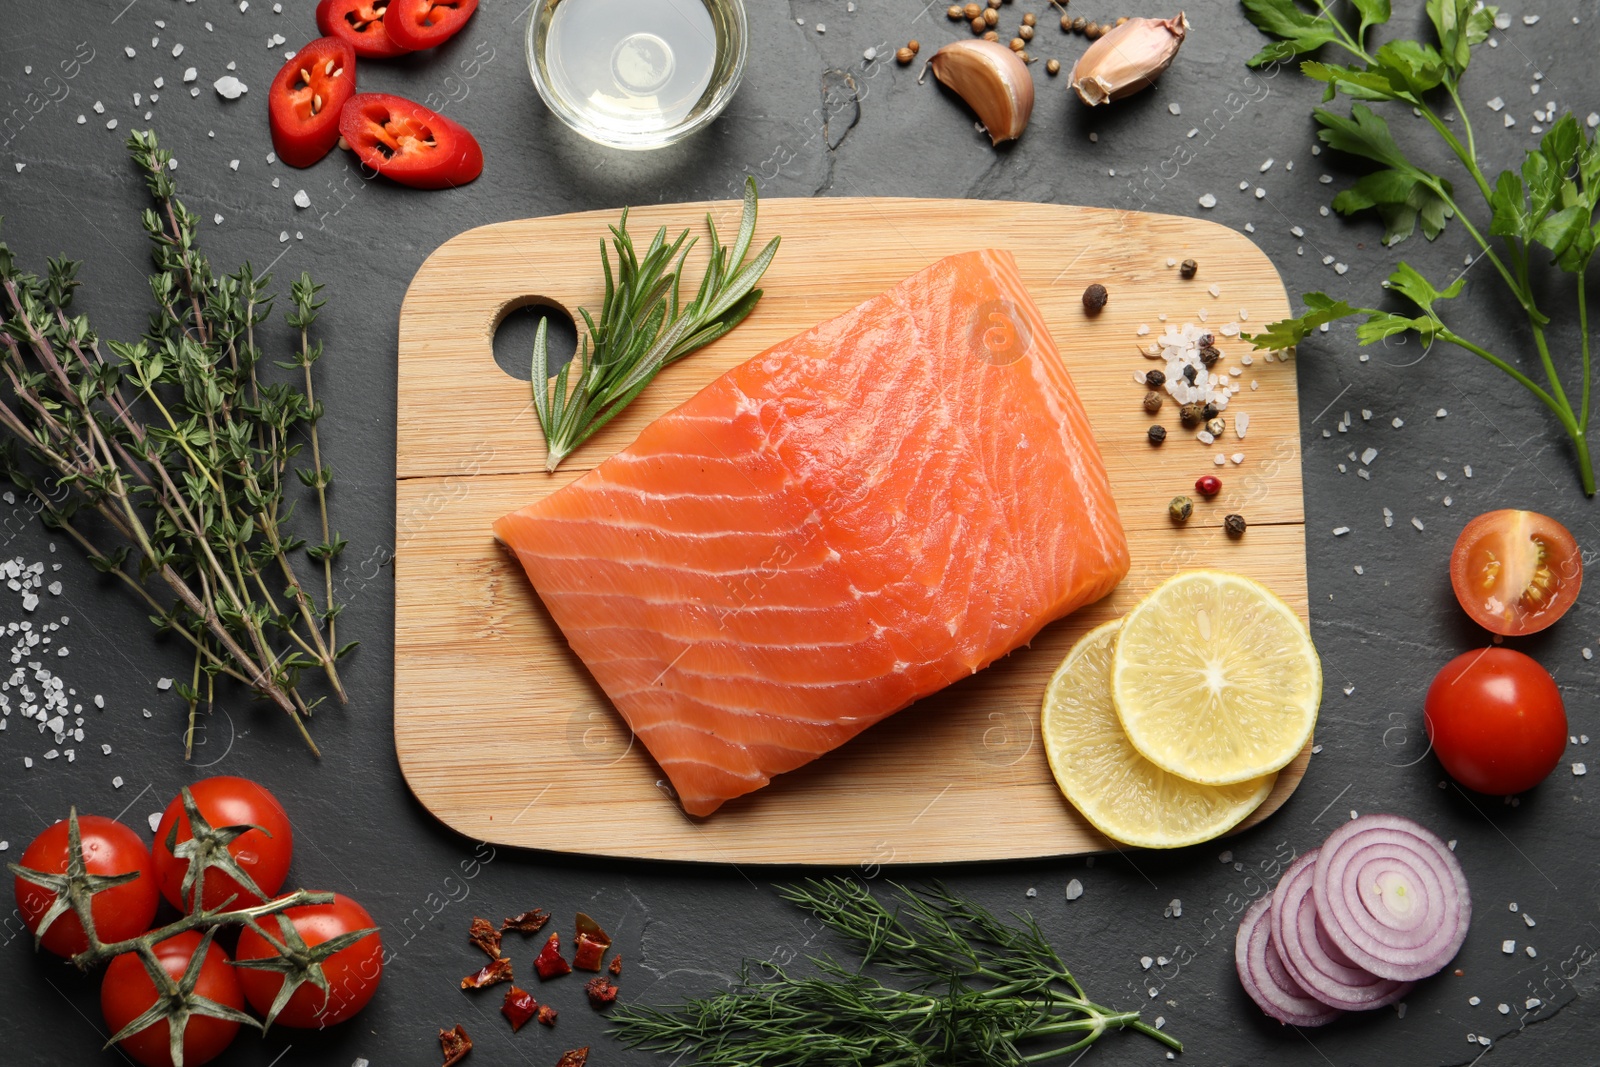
left=1043, top=620, right=1276, bottom=848
left=1112, top=571, right=1320, bottom=785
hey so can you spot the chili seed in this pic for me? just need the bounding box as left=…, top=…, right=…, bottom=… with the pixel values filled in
left=1046, top=58, right=1061, bottom=75
left=1082, top=283, right=1108, bottom=313
left=1145, top=369, right=1166, bottom=388
left=1182, top=364, right=1198, bottom=383
left=1169, top=496, right=1193, bottom=523
left=1148, top=425, right=1167, bottom=445
left=1179, top=402, right=1203, bottom=426
left=1224, top=513, right=1248, bottom=538
left=1180, top=258, right=1198, bottom=279
left=1143, top=391, right=1163, bottom=414
left=896, top=46, right=914, bottom=64
left=1199, top=346, right=1221, bottom=368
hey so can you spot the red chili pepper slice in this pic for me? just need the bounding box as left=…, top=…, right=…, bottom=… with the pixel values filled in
left=460, top=956, right=513, bottom=990
left=537, top=1003, right=559, bottom=1027
left=534, top=932, right=572, bottom=980
left=267, top=37, right=357, bottom=168
left=584, top=977, right=618, bottom=1009
left=439, top=1024, right=472, bottom=1066
left=384, top=0, right=479, bottom=51
left=501, top=908, right=551, bottom=934
left=500, top=985, right=537, bottom=1032
left=556, top=1049, right=589, bottom=1067
left=337, top=92, right=483, bottom=189
left=609, top=954, right=622, bottom=977
left=468, top=916, right=502, bottom=959
left=572, top=912, right=612, bottom=972
left=315, top=0, right=411, bottom=58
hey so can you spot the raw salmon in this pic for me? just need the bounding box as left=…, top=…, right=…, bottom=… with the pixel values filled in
left=494, top=250, right=1129, bottom=816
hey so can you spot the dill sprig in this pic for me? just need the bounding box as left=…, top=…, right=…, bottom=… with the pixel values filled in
left=0, top=129, right=353, bottom=755
left=611, top=879, right=1180, bottom=1066
left=531, top=176, right=779, bottom=472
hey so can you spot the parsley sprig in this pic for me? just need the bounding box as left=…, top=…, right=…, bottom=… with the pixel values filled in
left=1241, top=0, right=1600, bottom=494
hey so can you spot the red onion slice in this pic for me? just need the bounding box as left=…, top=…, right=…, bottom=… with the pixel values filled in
left=1313, top=814, right=1471, bottom=982
left=1236, top=895, right=1343, bottom=1027
left=1272, top=850, right=1412, bottom=1011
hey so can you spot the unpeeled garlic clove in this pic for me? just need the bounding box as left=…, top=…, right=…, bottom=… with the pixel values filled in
left=1069, top=12, right=1189, bottom=106
left=929, top=39, right=1034, bottom=145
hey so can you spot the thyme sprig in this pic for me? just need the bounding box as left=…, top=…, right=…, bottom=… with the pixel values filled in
left=1240, top=0, right=1600, bottom=494
left=611, top=879, right=1179, bottom=1066
left=532, top=176, right=779, bottom=472
left=0, top=130, right=353, bottom=753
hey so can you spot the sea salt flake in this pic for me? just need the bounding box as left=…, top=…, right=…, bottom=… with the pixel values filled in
left=1333, top=527, right=1350, bottom=536
left=1575, top=763, right=1588, bottom=776
left=1526, top=946, right=1538, bottom=958
left=213, top=75, right=247, bottom=100
left=1502, top=940, right=1516, bottom=954
left=1065, top=878, right=1084, bottom=901
left=1361, top=447, right=1378, bottom=464
left=156, top=677, right=173, bottom=691
left=1197, top=193, right=1217, bottom=208
left=113, top=776, right=124, bottom=788
left=1411, top=517, right=1425, bottom=531
left=1469, top=996, right=1481, bottom=1006
left=293, top=189, right=311, bottom=208
left=1488, top=97, right=1504, bottom=111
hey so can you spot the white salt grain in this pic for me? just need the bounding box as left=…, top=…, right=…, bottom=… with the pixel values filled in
left=1411, top=517, right=1425, bottom=531
left=1333, top=527, right=1350, bottom=536
left=1197, top=193, right=1217, bottom=208
left=1502, top=940, right=1516, bottom=954
left=1575, top=763, right=1588, bottom=776
left=1065, top=878, right=1084, bottom=901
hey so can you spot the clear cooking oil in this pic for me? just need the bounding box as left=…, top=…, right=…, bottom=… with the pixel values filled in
left=531, top=0, right=745, bottom=148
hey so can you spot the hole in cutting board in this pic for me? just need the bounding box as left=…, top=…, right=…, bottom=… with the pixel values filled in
left=492, top=299, right=578, bottom=382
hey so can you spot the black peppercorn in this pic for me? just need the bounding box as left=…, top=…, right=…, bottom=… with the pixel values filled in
left=1224, top=513, right=1247, bottom=538
left=1145, top=369, right=1166, bottom=387
left=1147, top=424, right=1167, bottom=445
left=1180, top=258, right=1198, bottom=279
left=1197, top=333, right=1214, bottom=348
left=1179, top=402, right=1203, bottom=426
left=1169, top=496, right=1193, bottom=523
left=1082, top=283, right=1108, bottom=313
left=1199, top=346, right=1221, bottom=368
left=1201, top=402, right=1219, bottom=420
left=1182, top=364, right=1198, bottom=383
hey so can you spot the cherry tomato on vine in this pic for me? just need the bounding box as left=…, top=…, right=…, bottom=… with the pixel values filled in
left=1424, top=648, right=1568, bottom=795
left=152, top=777, right=294, bottom=912
left=383, top=0, right=479, bottom=52
left=235, top=893, right=384, bottom=1028
left=268, top=36, right=358, bottom=168
left=101, top=931, right=246, bottom=1067
left=13, top=814, right=160, bottom=958
left=316, top=0, right=411, bottom=59
left=1449, top=509, right=1582, bottom=636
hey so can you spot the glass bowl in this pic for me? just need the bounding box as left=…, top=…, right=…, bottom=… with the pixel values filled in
left=527, top=0, right=748, bottom=151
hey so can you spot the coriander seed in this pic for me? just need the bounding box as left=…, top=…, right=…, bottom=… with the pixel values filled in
left=949, top=4, right=965, bottom=18
left=972, top=16, right=987, bottom=31
left=1061, top=13, right=1074, bottom=30
left=1046, top=58, right=1061, bottom=75
left=1169, top=496, right=1193, bottom=523
left=1179, top=402, right=1203, bottom=426
left=1116, top=15, right=1129, bottom=25
left=984, top=7, right=1000, bottom=26
left=1145, top=369, right=1166, bottom=387
left=1019, top=24, right=1034, bottom=40
left=964, top=2, right=981, bottom=17
left=1179, top=258, right=1197, bottom=278
left=1082, top=282, right=1108, bottom=313
left=1022, top=11, right=1037, bottom=26
left=983, top=29, right=999, bottom=39
left=986, top=0, right=1002, bottom=8
left=897, top=46, right=914, bottom=64
left=908, top=39, right=921, bottom=54
left=1147, top=424, right=1167, bottom=445
left=1224, top=513, right=1247, bottom=538
left=1085, top=21, right=1099, bottom=35
left=1010, top=36, right=1026, bottom=50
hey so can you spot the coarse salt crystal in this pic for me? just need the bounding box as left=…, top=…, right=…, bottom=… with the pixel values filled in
left=1333, top=527, right=1350, bottom=536
left=1502, top=940, right=1516, bottom=954
left=1198, top=193, right=1217, bottom=208
left=1361, top=447, right=1378, bottom=464
left=1065, top=878, right=1084, bottom=900
left=1575, top=763, right=1588, bottom=776
left=1231, top=453, right=1244, bottom=464
left=1392, top=417, right=1404, bottom=428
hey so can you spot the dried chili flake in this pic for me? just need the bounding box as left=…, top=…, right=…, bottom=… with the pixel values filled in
left=608, top=954, right=622, bottom=977
left=439, top=1024, right=472, bottom=1066
left=469, top=916, right=502, bottom=959
left=556, top=1049, right=589, bottom=1067
left=573, top=912, right=612, bottom=972
left=537, top=1003, right=559, bottom=1027
left=461, top=956, right=514, bottom=991
left=585, top=977, right=619, bottom=1008
left=502, top=908, right=552, bottom=934
left=500, top=985, right=538, bottom=1032
left=534, top=933, right=572, bottom=980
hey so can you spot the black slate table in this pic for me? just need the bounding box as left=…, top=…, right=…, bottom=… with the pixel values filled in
left=2, top=2, right=1597, bottom=1065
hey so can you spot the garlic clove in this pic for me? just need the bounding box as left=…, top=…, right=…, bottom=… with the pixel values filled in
left=1069, top=12, right=1189, bottom=106
left=929, top=39, right=1035, bottom=145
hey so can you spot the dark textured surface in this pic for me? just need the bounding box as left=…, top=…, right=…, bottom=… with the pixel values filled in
left=2, top=1, right=1598, bottom=1065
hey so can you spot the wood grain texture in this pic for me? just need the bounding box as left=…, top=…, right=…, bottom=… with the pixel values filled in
left=394, top=198, right=1309, bottom=864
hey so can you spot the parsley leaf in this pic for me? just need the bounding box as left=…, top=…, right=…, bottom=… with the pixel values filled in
left=1241, top=0, right=1340, bottom=67
left=1242, top=293, right=1357, bottom=351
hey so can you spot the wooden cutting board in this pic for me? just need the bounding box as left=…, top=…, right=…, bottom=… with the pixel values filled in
left=394, top=197, right=1309, bottom=865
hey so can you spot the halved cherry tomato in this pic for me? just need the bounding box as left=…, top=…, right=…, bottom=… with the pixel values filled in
left=316, top=0, right=411, bottom=59
left=1449, top=509, right=1582, bottom=635
left=101, top=931, right=245, bottom=1067
left=1424, top=648, right=1567, bottom=795
left=268, top=37, right=358, bottom=168
left=13, top=814, right=160, bottom=958
left=338, top=92, right=483, bottom=189
left=384, top=0, right=479, bottom=52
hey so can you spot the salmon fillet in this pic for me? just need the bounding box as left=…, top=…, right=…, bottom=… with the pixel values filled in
left=494, top=249, right=1129, bottom=816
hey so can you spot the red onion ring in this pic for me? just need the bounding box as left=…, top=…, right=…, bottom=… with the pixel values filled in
left=1272, top=850, right=1412, bottom=1011
left=1313, top=814, right=1470, bottom=982
left=1235, top=895, right=1343, bottom=1027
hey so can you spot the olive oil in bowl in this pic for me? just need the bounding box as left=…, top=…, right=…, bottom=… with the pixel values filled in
left=528, top=0, right=747, bottom=150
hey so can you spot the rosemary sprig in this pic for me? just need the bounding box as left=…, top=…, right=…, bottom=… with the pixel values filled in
left=611, top=879, right=1179, bottom=1066
left=532, top=176, right=780, bottom=472
left=0, top=130, right=354, bottom=754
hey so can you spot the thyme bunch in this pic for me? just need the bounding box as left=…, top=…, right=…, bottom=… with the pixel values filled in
left=611, top=879, right=1180, bottom=1066
left=0, top=130, right=353, bottom=754
left=1241, top=0, right=1600, bottom=494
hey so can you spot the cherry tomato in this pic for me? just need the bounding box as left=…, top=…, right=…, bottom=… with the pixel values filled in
left=316, top=0, right=411, bottom=59
left=338, top=92, right=483, bottom=189
left=268, top=36, right=358, bottom=168
left=101, top=931, right=245, bottom=1067
left=1423, top=648, right=1568, bottom=795
left=152, top=777, right=294, bottom=913
left=235, top=893, right=384, bottom=1028
left=1450, top=509, right=1582, bottom=636
left=383, top=0, right=479, bottom=52
left=13, top=815, right=160, bottom=958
